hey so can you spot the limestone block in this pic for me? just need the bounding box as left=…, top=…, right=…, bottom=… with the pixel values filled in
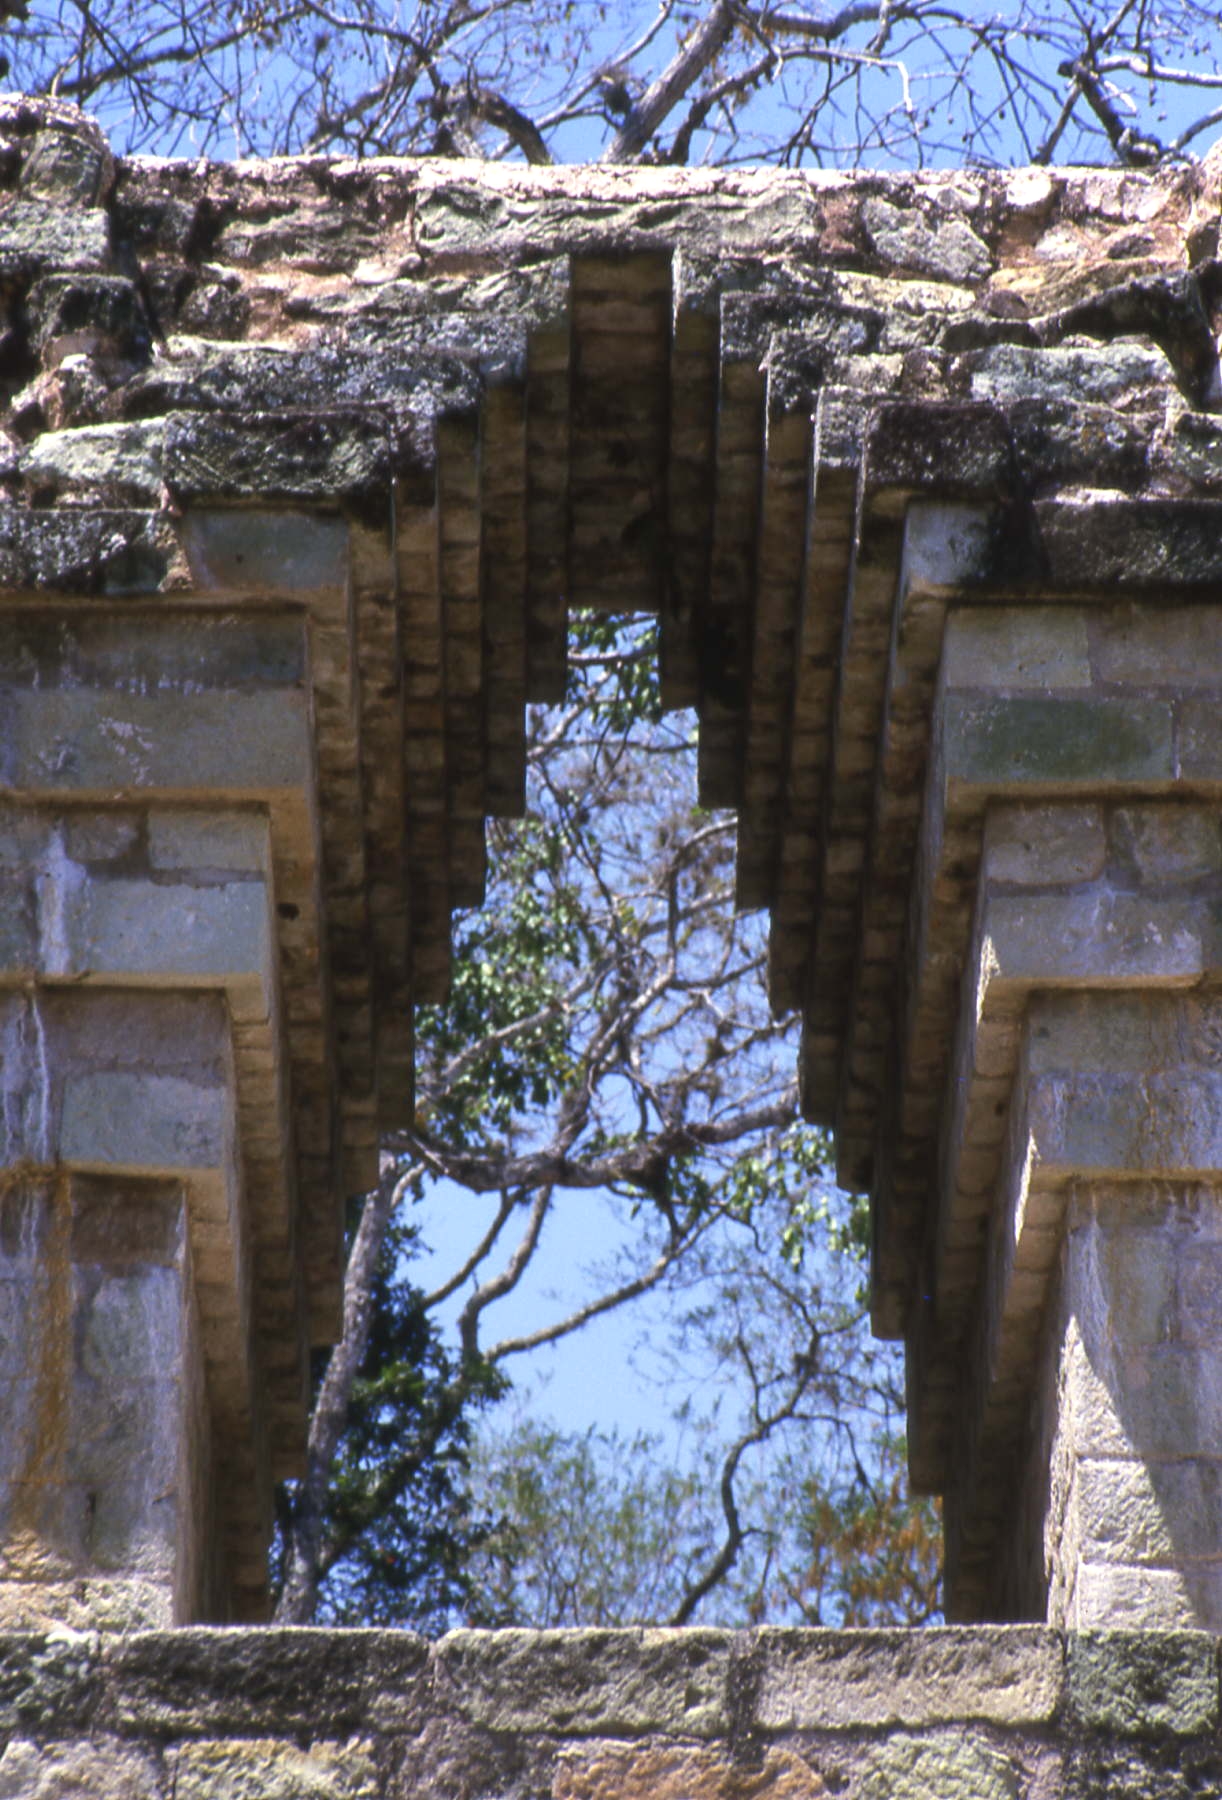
left=943, top=694, right=1174, bottom=788
left=433, top=1628, right=730, bottom=1736
left=984, top=890, right=1206, bottom=989
left=16, top=422, right=164, bottom=506
left=67, top=879, right=273, bottom=1020
left=0, top=202, right=110, bottom=280
left=0, top=1172, right=205, bottom=1623
left=853, top=1731, right=1020, bottom=1800
left=861, top=197, right=992, bottom=283
left=164, top=411, right=391, bottom=509
left=1077, top=1461, right=1222, bottom=1565
left=59, top=1075, right=228, bottom=1173
left=1024, top=990, right=1184, bottom=1076
left=170, top=1738, right=378, bottom=1800
left=0, top=1576, right=175, bottom=1633
left=1092, top=604, right=1222, bottom=688
left=61, top=810, right=141, bottom=864
left=182, top=511, right=347, bottom=594
left=753, top=1625, right=1061, bottom=1727
left=147, top=813, right=269, bottom=876
left=102, top=1628, right=430, bottom=1735
left=18, top=108, right=113, bottom=203
left=1177, top=698, right=1222, bottom=780
left=0, top=690, right=311, bottom=795
left=0, top=1736, right=163, bottom=1799
left=554, top=1742, right=826, bottom=1800
left=1071, top=1564, right=1222, bottom=1631
left=0, top=987, right=241, bottom=1177
left=0, top=509, right=175, bottom=596
left=0, top=606, right=306, bottom=690
left=0, top=1632, right=101, bottom=1730
left=1027, top=1070, right=1222, bottom=1177
left=942, top=606, right=1091, bottom=692
left=968, top=341, right=1175, bottom=406
left=28, top=273, right=145, bottom=362
left=1178, top=1242, right=1222, bottom=1342
left=1110, top=806, right=1222, bottom=886
left=983, top=801, right=1106, bottom=886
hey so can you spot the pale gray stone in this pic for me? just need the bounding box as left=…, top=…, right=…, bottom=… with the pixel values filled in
left=170, top=1739, right=378, bottom=1799
left=862, top=197, right=992, bottom=283
left=754, top=1626, right=1062, bottom=1728
left=854, top=1731, right=1020, bottom=1800
left=0, top=1737, right=162, bottom=1799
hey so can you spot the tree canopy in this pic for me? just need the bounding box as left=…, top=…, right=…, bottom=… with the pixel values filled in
left=273, top=616, right=940, bottom=1629
left=10, top=0, right=1222, bottom=171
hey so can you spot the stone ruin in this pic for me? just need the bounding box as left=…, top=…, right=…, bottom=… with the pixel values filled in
left=3, top=89, right=1222, bottom=1792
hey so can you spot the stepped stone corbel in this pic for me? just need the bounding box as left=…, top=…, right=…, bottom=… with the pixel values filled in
left=5, top=91, right=1222, bottom=1628
left=836, top=516, right=1222, bottom=1626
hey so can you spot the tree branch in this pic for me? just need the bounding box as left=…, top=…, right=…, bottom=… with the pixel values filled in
left=274, top=1162, right=413, bottom=1623
left=413, top=1093, right=798, bottom=1197
left=603, top=0, right=744, bottom=162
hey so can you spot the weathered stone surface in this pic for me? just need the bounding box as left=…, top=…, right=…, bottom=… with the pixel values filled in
left=853, top=1731, right=1021, bottom=1800
left=103, top=1630, right=430, bottom=1734
left=5, top=96, right=1222, bottom=1643
left=170, top=1738, right=378, bottom=1800
left=28, top=274, right=149, bottom=364
left=0, top=1736, right=161, bottom=1799
left=434, top=1628, right=731, bottom=1736
left=0, top=509, right=176, bottom=593
left=554, top=1742, right=825, bottom=1800
left=861, top=196, right=992, bottom=284
left=1066, top=1632, right=1219, bottom=1736
left=0, top=202, right=110, bottom=279
left=182, top=511, right=348, bottom=593
left=164, top=411, right=392, bottom=509
left=944, top=694, right=1175, bottom=786
left=0, top=1628, right=1217, bottom=1794
left=942, top=606, right=1092, bottom=691
left=967, top=341, right=1175, bottom=406
left=11, top=422, right=164, bottom=506
left=9, top=100, right=114, bottom=204
left=983, top=803, right=1106, bottom=886
left=754, top=1627, right=1062, bottom=1727
left=0, top=1633, right=100, bottom=1729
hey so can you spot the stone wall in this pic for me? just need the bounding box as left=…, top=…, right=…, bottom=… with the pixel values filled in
left=0, top=1627, right=1220, bottom=1797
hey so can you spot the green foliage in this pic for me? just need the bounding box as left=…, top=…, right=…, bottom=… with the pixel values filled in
left=464, top=1420, right=717, bottom=1627
left=283, top=610, right=940, bottom=1630
left=302, top=1218, right=506, bottom=1630
left=717, top=1123, right=841, bottom=1268
left=784, top=1438, right=943, bottom=1627
left=416, top=821, right=584, bottom=1142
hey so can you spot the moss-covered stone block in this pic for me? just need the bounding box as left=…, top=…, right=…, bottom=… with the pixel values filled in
left=944, top=695, right=1175, bottom=788
left=1066, top=1631, right=1219, bottom=1736
left=854, top=1730, right=1021, bottom=1800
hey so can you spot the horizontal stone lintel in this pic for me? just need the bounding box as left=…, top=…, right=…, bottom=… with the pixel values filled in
left=1, top=1622, right=1220, bottom=1744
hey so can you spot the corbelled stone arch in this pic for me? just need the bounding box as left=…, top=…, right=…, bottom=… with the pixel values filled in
left=4, top=93, right=1222, bottom=1631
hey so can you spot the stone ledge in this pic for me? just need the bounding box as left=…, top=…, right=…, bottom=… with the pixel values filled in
left=0, top=1628, right=1218, bottom=1797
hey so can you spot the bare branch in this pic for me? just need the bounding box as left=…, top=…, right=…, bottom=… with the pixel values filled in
left=486, top=1220, right=704, bottom=1359
left=457, top=1186, right=553, bottom=1361
left=603, top=0, right=743, bottom=163
left=422, top=1188, right=518, bottom=1310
